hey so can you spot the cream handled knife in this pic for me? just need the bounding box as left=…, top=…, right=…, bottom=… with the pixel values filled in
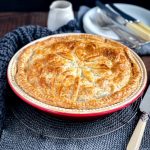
left=96, top=0, right=150, bottom=41
left=109, top=3, right=150, bottom=34
left=127, top=85, right=150, bottom=150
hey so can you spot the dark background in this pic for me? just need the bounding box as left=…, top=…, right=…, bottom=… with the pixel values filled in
left=0, top=0, right=149, bottom=11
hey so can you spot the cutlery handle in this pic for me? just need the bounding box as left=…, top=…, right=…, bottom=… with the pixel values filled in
left=126, top=22, right=150, bottom=41
left=137, top=22, right=150, bottom=33
left=126, top=113, right=149, bottom=150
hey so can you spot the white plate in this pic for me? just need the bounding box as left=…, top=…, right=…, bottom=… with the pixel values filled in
left=83, top=3, right=150, bottom=40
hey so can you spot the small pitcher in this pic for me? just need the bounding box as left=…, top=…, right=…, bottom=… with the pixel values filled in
left=47, top=0, right=74, bottom=31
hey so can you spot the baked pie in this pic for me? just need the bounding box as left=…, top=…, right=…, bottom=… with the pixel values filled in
left=15, top=34, right=141, bottom=109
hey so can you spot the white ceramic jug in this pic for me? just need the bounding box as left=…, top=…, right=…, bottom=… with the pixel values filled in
left=47, top=0, right=74, bottom=31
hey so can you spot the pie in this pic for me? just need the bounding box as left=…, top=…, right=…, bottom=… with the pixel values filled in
left=15, top=34, right=141, bottom=109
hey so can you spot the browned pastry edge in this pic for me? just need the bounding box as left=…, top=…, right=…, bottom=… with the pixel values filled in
left=15, top=34, right=141, bottom=109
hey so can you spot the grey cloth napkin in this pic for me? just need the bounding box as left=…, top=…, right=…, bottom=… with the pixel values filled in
left=136, top=42, right=150, bottom=55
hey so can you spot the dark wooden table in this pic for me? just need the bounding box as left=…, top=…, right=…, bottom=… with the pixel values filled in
left=0, top=12, right=149, bottom=82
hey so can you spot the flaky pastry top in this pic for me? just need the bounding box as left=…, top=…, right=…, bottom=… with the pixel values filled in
left=15, top=34, right=141, bottom=109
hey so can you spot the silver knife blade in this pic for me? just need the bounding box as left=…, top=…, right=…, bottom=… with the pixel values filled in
left=108, top=3, right=137, bottom=22
left=140, top=85, right=150, bottom=114
left=96, top=0, right=127, bottom=25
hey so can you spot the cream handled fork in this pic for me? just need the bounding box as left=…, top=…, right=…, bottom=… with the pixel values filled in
left=108, top=3, right=150, bottom=39
left=93, top=8, right=150, bottom=50
left=96, top=0, right=150, bottom=41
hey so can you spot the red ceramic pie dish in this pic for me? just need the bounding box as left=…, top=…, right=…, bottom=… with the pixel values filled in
left=7, top=34, right=147, bottom=118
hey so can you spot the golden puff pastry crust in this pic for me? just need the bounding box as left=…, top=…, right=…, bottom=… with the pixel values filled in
left=15, top=34, right=141, bottom=109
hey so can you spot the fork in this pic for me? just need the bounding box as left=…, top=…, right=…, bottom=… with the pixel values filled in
left=92, top=8, right=150, bottom=50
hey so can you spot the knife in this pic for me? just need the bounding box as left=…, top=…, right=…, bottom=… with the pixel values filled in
left=127, top=85, right=150, bottom=150
left=96, top=0, right=150, bottom=41
left=109, top=3, right=150, bottom=34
